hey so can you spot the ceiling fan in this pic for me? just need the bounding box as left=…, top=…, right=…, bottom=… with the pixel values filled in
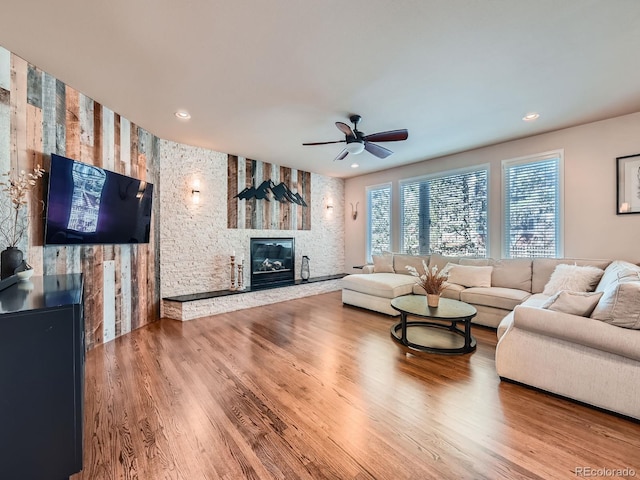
left=303, top=114, right=408, bottom=161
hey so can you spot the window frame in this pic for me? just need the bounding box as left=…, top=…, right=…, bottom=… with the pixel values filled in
left=501, top=150, right=564, bottom=259
left=365, top=182, right=392, bottom=262
left=399, top=164, right=490, bottom=257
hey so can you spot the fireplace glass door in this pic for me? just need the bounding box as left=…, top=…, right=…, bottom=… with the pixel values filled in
left=250, top=238, right=295, bottom=289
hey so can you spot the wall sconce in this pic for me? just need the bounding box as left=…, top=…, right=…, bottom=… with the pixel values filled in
left=350, top=202, right=359, bottom=220
left=192, top=179, right=201, bottom=204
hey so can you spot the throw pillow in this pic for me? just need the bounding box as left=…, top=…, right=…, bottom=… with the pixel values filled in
left=542, top=264, right=604, bottom=296
left=372, top=254, right=394, bottom=273
left=446, top=265, right=493, bottom=288
left=595, top=260, right=640, bottom=292
left=428, top=254, right=461, bottom=272
left=441, top=262, right=458, bottom=276
left=393, top=254, right=430, bottom=276
left=591, top=281, right=640, bottom=329
left=541, top=290, right=603, bottom=317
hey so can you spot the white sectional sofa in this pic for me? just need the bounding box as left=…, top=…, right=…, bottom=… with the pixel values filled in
left=496, top=260, right=640, bottom=420
left=342, top=253, right=610, bottom=328
left=342, top=253, right=640, bottom=420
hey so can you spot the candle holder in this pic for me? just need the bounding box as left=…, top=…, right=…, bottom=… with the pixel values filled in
left=237, top=262, right=244, bottom=291
left=230, top=255, right=236, bottom=290
left=301, top=255, right=310, bottom=281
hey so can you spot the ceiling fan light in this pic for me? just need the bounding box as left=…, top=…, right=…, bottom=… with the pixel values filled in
left=345, top=141, right=365, bottom=155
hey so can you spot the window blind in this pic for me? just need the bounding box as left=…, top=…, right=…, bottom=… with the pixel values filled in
left=504, top=157, right=560, bottom=258
left=401, top=169, right=488, bottom=256
left=367, top=184, right=391, bottom=260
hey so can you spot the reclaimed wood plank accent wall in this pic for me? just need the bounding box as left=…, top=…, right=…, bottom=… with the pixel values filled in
left=0, top=48, right=160, bottom=350
left=227, top=155, right=311, bottom=230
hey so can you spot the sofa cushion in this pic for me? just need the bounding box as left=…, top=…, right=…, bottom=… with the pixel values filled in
left=461, top=287, right=531, bottom=310
left=490, top=259, right=532, bottom=292
left=393, top=254, right=430, bottom=276
left=531, top=258, right=611, bottom=293
left=519, top=293, right=552, bottom=309
left=542, top=264, right=604, bottom=295
left=372, top=254, right=394, bottom=273
left=459, top=258, right=491, bottom=266
left=497, top=293, right=549, bottom=338
left=472, top=304, right=512, bottom=328
left=342, top=289, right=401, bottom=316
left=541, top=290, right=603, bottom=317
left=447, top=265, right=493, bottom=288
left=595, top=260, right=640, bottom=292
left=414, top=282, right=465, bottom=299
left=428, top=254, right=461, bottom=272
left=591, top=281, right=640, bottom=329
left=342, top=273, right=415, bottom=299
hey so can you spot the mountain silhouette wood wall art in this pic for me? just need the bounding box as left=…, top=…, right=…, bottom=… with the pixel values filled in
left=227, top=155, right=311, bottom=230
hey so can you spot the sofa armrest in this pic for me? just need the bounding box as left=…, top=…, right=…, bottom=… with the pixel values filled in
left=513, top=306, right=640, bottom=362
left=362, top=265, right=375, bottom=274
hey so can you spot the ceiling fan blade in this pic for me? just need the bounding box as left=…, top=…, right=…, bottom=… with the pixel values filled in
left=364, top=142, right=393, bottom=159
left=334, top=149, right=349, bottom=161
left=302, top=140, right=346, bottom=146
left=335, top=122, right=354, bottom=136
left=363, top=129, right=408, bottom=143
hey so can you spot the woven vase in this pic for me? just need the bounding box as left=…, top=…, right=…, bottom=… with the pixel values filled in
left=427, top=294, right=440, bottom=308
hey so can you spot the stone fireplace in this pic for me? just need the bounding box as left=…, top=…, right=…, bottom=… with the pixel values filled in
left=250, top=237, right=295, bottom=289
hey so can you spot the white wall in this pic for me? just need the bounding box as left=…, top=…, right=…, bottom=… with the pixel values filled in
left=345, top=112, right=640, bottom=270
left=159, top=140, right=345, bottom=298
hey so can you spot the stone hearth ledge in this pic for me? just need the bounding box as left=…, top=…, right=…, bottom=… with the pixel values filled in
left=162, top=275, right=345, bottom=321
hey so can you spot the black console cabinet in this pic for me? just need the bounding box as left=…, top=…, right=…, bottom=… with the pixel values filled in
left=0, top=274, right=84, bottom=480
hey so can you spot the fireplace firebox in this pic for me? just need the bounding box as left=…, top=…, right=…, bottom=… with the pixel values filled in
left=250, top=237, right=295, bottom=289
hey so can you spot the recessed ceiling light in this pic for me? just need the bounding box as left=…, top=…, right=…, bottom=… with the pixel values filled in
left=522, top=112, right=540, bottom=122
left=351, top=163, right=359, bottom=168
left=175, top=110, right=191, bottom=120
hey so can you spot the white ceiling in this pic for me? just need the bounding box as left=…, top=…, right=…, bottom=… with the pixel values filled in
left=1, top=1, right=640, bottom=178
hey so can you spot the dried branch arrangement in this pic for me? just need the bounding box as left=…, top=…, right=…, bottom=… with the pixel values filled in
left=0, top=165, right=45, bottom=248
left=406, top=261, right=448, bottom=295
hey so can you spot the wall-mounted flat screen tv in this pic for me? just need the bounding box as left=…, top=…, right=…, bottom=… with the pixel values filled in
left=45, top=153, right=153, bottom=245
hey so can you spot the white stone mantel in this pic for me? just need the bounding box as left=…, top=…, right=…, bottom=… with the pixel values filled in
left=162, top=278, right=343, bottom=321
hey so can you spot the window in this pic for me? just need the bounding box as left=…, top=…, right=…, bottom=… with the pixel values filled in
left=400, top=167, right=488, bottom=257
left=503, top=151, right=563, bottom=258
left=366, top=183, right=391, bottom=261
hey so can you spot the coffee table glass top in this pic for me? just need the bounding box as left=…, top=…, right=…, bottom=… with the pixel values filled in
left=391, top=296, right=477, bottom=319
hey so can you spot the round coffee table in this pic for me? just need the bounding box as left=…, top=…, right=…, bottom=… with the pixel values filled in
left=390, top=295, right=477, bottom=355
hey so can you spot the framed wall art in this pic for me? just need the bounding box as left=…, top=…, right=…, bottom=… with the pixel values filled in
left=616, top=153, right=640, bottom=215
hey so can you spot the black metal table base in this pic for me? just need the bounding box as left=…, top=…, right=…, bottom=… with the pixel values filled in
left=390, top=314, right=477, bottom=355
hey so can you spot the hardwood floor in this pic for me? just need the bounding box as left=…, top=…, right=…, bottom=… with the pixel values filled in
left=73, top=292, right=640, bottom=480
